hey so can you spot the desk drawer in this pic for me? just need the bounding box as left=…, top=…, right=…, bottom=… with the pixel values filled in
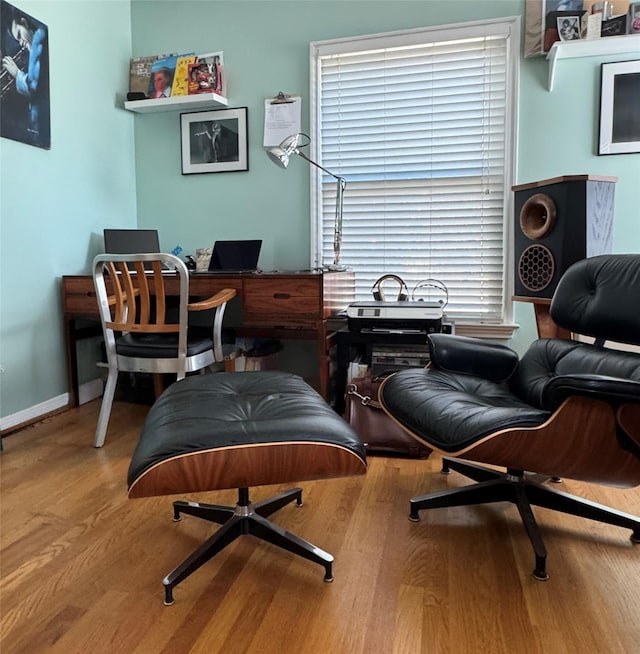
left=63, top=277, right=99, bottom=316
left=243, top=278, right=321, bottom=327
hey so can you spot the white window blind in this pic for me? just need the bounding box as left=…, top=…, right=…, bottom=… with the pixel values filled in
left=311, top=19, right=519, bottom=328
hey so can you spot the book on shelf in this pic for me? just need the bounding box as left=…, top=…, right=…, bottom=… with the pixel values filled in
left=129, top=53, right=172, bottom=97
left=188, top=51, right=224, bottom=96
left=170, top=53, right=197, bottom=97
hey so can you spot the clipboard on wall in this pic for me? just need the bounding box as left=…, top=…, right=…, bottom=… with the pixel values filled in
left=263, top=92, right=302, bottom=147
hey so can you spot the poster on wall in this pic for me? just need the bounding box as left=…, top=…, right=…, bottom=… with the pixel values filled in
left=0, top=0, right=50, bottom=149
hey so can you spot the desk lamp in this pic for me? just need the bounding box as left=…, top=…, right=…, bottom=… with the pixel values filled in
left=267, top=133, right=347, bottom=271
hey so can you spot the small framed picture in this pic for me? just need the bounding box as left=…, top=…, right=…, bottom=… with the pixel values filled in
left=598, top=60, right=640, bottom=156
left=524, top=0, right=584, bottom=56
left=180, top=107, right=249, bottom=174
left=556, top=15, right=581, bottom=41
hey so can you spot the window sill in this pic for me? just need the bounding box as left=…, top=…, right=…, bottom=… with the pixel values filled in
left=453, top=322, right=519, bottom=340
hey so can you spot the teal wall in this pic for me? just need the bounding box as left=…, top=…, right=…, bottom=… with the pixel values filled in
left=130, top=0, right=527, bottom=271
left=1, top=0, right=639, bottom=423
left=0, top=1, right=136, bottom=420
left=129, top=0, right=640, bottom=353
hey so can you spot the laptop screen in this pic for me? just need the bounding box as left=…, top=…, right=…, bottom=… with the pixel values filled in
left=103, top=229, right=161, bottom=254
left=209, top=240, right=262, bottom=272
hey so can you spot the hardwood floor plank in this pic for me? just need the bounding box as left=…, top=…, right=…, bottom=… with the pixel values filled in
left=1, top=400, right=639, bottom=653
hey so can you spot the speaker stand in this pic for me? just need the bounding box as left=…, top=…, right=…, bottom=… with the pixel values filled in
left=513, top=297, right=572, bottom=339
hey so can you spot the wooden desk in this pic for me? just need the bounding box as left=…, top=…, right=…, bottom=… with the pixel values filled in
left=62, top=270, right=355, bottom=407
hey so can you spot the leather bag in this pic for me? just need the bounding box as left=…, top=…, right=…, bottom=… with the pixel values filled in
left=345, top=375, right=431, bottom=458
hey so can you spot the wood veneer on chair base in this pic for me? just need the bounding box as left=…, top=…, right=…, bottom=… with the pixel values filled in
left=409, top=457, right=640, bottom=581
left=431, top=397, right=640, bottom=489
left=126, top=371, right=367, bottom=604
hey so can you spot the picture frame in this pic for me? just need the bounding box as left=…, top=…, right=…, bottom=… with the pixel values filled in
left=180, top=107, right=248, bottom=174
left=524, top=0, right=629, bottom=57
left=556, top=14, right=582, bottom=41
left=524, top=0, right=585, bottom=57
left=598, top=60, right=640, bottom=156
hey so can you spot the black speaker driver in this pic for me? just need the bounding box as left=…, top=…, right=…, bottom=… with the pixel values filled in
left=518, top=244, right=555, bottom=292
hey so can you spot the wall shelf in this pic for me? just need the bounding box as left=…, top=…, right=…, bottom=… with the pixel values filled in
left=124, top=92, right=228, bottom=113
left=546, top=34, right=640, bottom=91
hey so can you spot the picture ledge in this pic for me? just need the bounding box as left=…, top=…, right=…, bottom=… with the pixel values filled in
left=546, top=33, right=640, bottom=91
left=123, top=92, right=228, bottom=113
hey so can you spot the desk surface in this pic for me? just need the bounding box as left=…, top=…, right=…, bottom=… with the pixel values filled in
left=62, top=269, right=355, bottom=406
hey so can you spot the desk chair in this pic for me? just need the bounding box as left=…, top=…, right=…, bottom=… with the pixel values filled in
left=93, top=253, right=236, bottom=447
left=380, top=254, right=640, bottom=580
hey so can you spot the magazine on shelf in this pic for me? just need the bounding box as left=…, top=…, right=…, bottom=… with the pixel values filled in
left=188, top=51, right=224, bottom=96
left=129, top=53, right=172, bottom=97
left=171, top=53, right=197, bottom=97
left=147, top=54, right=180, bottom=99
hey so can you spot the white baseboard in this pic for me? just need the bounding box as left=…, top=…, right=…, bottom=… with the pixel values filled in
left=0, top=379, right=103, bottom=433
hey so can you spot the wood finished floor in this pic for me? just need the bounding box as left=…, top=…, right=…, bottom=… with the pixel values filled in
left=1, top=399, right=639, bottom=654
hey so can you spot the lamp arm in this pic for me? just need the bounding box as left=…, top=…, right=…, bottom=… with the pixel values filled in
left=293, top=149, right=347, bottom=269
left=333, top=177, right=346, bottom=265
left=294, top=150, right=345, bottom=184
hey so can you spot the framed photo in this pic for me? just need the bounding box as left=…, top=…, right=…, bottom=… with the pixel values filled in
left=524, top=0, right=584, bottom=57
left=598, top=60, right=640, bottom=156
left=180, top=107, right=248, bottom=174
left=556, top=15, right=581, bottom=41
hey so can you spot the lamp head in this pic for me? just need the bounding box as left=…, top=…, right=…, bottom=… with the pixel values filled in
left=266, top=147, right=290, bottom=169
left=266, top=133, right=310, bottom=169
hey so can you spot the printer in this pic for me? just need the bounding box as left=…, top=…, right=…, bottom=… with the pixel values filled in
left=347, top=300, right=443, bottom=333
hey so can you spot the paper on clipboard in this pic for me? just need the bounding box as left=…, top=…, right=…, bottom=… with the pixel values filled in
left=263, top=96, right=302, bottom=147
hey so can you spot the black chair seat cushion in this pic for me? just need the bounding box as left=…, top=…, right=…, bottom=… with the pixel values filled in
left=127, top=371, right=366, bottom=496
left=380, top=368, right=549, bottom=453
left=117, top=326, right=213, bottom=358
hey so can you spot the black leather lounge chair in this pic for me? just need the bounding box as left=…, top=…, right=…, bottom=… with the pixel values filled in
left=380, top=254, right=640, bottom=580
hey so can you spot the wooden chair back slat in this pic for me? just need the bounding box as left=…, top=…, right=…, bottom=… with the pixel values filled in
left=92, top=251, right=236, bottom=447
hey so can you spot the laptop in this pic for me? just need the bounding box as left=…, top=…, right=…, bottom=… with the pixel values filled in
left=205, top=239, right=262, bottom=273
left=103, top=228, right=160, bottom=255
left=103, top=229, right=172, bottom=271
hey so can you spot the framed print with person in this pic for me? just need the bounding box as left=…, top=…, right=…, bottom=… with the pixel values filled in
left=180, top=107, right=248, bottom=174
left=524, top=0, right=585, bottom=57
left=598, top=60, right=640, bottom=155
left=0, top=0, right=50, bottom=149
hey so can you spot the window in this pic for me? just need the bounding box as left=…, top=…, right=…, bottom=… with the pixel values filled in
left=310, top=18, right=520, bottom=336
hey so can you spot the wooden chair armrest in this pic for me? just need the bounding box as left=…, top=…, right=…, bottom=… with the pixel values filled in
left=188, top=288, right=237, bottom=312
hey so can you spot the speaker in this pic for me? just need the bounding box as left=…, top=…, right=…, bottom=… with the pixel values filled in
left=371, top=275, right=409, bottom=301
left=512, top=175, right=616, bottom=299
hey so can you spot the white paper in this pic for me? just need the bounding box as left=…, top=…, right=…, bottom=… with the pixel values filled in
left=263, top=96, right=302, bottom=147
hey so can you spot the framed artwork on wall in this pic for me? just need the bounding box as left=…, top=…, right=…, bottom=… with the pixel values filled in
left=180, top=107, right=249, bottom=174
left=598, top=60, right=640, bottom=155
left=524, top=0, right=585, bottom=57
left=0, top=0, right=50, bottom=149
left=524, top=0, right=631, bottom=57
